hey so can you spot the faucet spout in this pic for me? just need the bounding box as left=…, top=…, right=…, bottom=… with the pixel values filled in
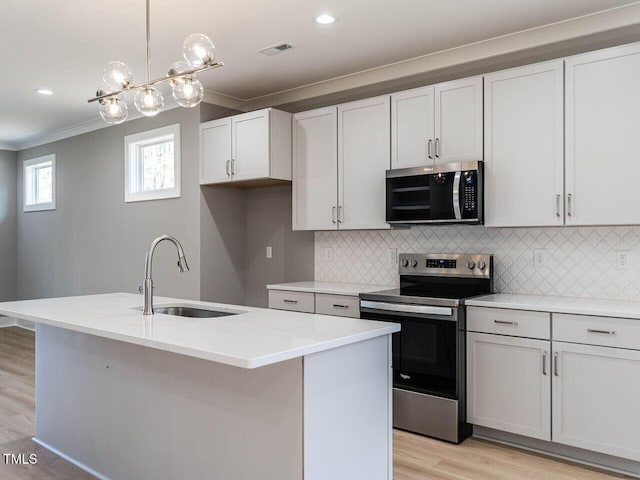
left=143, top=235, right=190, bottom=316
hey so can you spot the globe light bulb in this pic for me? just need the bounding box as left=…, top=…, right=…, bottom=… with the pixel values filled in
left=103, top=61, right=133, bottom=90
left=182, top=33, right=215, bottom=67
left=172, top=77, right=204, bottom=108
left=98, top=95, right=128, bottom=124
left=134, top=87, right=164, bottom=116
left=167, top=61, right=192, bottom=86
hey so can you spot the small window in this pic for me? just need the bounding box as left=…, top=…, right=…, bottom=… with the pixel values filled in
left=24, top=154, right=56, bottom=212
left=124, top=124, right=181, bottom=202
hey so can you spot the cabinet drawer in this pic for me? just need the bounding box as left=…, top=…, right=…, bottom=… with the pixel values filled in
left=315, top=294, right=360, bottom=318
left=268, top=290, right=315, bottom=313
left=467, top=307, right=550, bottom=339
left=553, top=313, right=640, bottom=350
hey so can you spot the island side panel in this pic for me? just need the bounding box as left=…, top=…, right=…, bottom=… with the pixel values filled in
left=35, top=324, right=303, bottom=480
left=303, top=334, right=392, bottom=480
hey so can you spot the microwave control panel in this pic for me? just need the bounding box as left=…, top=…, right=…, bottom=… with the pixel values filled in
left=462, top=171, right=477, bottom=216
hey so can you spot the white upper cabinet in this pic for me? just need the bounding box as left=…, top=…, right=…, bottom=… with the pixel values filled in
left=391, top=76, right=482, bottom=169
left=200, top=117, right=232, bottom=184
left=338, top=96, right=391, bottom=230
left=484, top=61, right=564, bottom=227
left=200, top=108, right=291, bottom=186
left=565, top=43, right=640, bottom=225
left=292, top=107, right=339, bottom=231
left=292, top=97, right=390, bottom=231
left=391, top=86, right=434, bottom=169
left=434, top=77, right=483, bottom=164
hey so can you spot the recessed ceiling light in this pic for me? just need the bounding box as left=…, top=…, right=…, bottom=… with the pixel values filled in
left=315, top=14, right=337, bottom=25
left=34, top=89, right=53, bottom=96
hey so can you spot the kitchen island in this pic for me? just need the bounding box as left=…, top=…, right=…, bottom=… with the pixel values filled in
left=0, top=293, right=399, bottom=480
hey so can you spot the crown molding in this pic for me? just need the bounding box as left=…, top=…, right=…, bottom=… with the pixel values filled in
left=235, top=2, right=640, bottom=110
left=202, top=90, right=249, bottom=112
left=0, top=142, right=18, bottom=151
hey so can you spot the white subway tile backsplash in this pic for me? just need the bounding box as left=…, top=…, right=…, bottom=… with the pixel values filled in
left=314, top=226, right=640, bottom=301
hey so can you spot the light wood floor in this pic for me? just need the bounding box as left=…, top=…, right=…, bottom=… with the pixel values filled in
left=0, top=326, right=632, bottom=480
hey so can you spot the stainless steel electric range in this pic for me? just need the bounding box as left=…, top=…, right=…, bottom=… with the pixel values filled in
left=359, top=253, right=493, bottom=444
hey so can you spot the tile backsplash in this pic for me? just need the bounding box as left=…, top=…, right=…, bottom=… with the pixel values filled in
left=315, top=226, right=640, bottom=301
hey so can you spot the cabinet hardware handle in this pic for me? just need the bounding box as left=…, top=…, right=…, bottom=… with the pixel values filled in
left=427, top=139, right=433, bottom=159
left=435, top=138, right=440, bottom=158
left=333, top=304, right=349, bottom=309
left=226, top=160, right=231, bottom=176
left=567, top=193, right=572, bottom=217
left=283, top=299, right=298, bottom=304
left=588, top=329, right=616, bottom=335
left=542, top=351, right=548, bottom=376
left=230, top=159, right=236, bottom=175
left=494, top=320, right=518, bottom=326
left=556, top=194, right=561, bottom=218
left=554, top=352, right=559, bottom=376
left=338, top=206, right=343, bottom=223
left=332, top=206, right=337, bottom=224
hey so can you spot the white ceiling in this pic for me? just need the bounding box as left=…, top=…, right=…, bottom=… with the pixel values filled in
left=2, top=0, right=640, bottom=149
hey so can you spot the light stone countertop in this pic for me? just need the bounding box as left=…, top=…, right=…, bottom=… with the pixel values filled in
left=266, top=281, right=395, bottom=296
left=466, top=293, right=640, bottom=319
left=0, top=293, right=399, bottom=369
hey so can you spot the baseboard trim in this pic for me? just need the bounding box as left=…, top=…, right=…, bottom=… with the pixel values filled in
left=474, top=426, right=640, bottom=478
left=32, top=437, right=110, bottom=480
left=0, top=317, right=35, bottom=331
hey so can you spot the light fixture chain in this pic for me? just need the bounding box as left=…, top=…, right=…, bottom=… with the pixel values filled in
left=146, top=0, right=151, bottom=84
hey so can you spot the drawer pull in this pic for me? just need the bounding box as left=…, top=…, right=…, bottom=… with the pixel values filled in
left=333, top=304, right=349, bottom=309
left=494, top=320, right=518, bottom=326
left=553, top=352, right=559, bottom=376
left=587, top=328, right=616, bottom=335
left=542, top=351, right=547, bottom=376
left=283, top=299, right=298, bottom=304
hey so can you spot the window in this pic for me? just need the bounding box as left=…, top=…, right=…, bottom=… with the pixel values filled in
left=124, top=124, right=181, bottom=202
left=24, top=154, right=56, bottom=212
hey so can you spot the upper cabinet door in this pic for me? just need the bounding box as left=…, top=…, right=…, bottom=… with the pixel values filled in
left=200, top=118, right=232, bottom=185
left=292, top=107, right=339, bottom=231
left=231, top=109, right=270, bottom=181
left=566, top=44, right=640, bottom=225
left=338, top=96, right=391, bottom=230
left=391, top=86, right=435, bottom=169
left=434, top=76, right=483, bottom=164
left=484, top=61, right=564, bottom=227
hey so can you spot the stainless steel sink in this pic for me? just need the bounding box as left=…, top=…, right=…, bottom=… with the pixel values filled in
left=133, top=304, right=245, bottom=318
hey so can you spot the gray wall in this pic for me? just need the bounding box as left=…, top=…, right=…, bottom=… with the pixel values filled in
left=244, top=186, right=314, bottom=307
left=0, top=150, right=17, bottom=301
left=16, top=107, right=202, bottom=301
left=15, top=103, right=314, bottom=307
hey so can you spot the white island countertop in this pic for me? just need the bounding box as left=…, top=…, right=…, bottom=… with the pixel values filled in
left=466, top=293, right=640, bottom=319
left=0, top=293, right=399, bottom=369
left=266, top=281, right=394, bottom=296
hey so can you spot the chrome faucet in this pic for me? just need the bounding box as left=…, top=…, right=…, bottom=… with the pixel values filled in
left=142, top=235, right=189, bottom=315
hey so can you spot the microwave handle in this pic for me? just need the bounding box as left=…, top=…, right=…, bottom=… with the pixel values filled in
left=453, top=171, right=462, bottom=220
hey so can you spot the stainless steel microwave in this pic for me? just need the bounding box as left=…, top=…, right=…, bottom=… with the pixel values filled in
left=386, top=161, right=483, bottom=225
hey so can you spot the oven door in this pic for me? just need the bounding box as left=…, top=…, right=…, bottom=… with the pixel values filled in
left=360, top=301, right=460, bottom=399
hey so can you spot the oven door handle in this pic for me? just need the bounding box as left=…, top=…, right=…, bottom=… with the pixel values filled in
left=360, top=300, right=453, bottom=317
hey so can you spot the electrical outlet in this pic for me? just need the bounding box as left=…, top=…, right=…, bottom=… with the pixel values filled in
left=265, top=246, right=272, bottom=259
left=389, top=248, right=398, bottom=265
left=616, top=251, right=630, bottom=271
left=533, top=249, right=546, bottom=270
left=325, top=246, right=333, bottom=261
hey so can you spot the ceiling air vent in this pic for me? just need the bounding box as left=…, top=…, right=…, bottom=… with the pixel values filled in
left=259, top=43, right=295, bottom=56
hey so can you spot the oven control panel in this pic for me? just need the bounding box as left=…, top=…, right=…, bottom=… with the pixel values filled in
left=399, top=253, right=492, bottom=278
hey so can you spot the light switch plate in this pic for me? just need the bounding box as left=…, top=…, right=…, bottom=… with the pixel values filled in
left=325, top=246, right=333, bottom=261
left=266, top=246, right=272, bottom=259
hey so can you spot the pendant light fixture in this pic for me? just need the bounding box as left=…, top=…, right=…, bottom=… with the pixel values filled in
left=88, top=0, right=223, bottom=124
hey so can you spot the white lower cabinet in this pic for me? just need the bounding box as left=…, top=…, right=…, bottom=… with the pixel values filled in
left=468, top=306, right=640, bottom=463
left=269, top=290, right=360, bottom=318
left=467, top=332, right=551, bottom=441
left=552, top=342, right=640, bottom=461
